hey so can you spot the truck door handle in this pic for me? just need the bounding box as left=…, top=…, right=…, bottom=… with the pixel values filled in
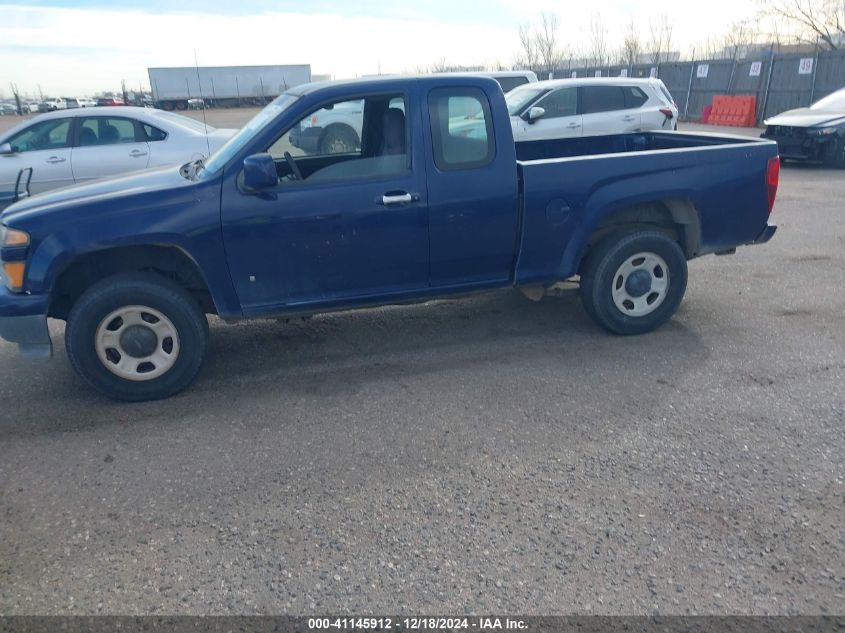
left=381, top=192, right=414, bottom=205
left=622, top=116, right=636, bottom=121
left=567, top=122, right=581, bottom=128
left=46, top=156, right=66, bottom=164
left=129, top=150, right=148, bottom=157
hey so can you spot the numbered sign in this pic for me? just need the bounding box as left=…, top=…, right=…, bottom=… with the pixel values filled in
left=749, top=61, right=762, bottom=77
left=620, top=68, right=628, bottom=77
left=649, top=67, right=658, bottom=78
left=595, top=70, right=602, bottom=77
left=798, top=58, right=814, bottom=74
left=697, top=64, right=709, bottom=78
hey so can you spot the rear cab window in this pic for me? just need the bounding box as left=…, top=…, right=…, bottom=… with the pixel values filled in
left=428, top=87, right=495, bottom=171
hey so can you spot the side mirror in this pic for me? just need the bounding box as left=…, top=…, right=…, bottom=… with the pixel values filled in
left=242, top=153, right=278, bottom=191
left=0, top=143, right=13, bottom=156
left=524, top=107, right=545, bottom=123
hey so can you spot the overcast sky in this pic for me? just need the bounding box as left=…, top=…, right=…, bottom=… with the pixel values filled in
left=0, top=0, right=759, bottom=97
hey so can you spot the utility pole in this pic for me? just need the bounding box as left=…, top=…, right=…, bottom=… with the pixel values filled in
left=9, top=82, right=22, bottom=116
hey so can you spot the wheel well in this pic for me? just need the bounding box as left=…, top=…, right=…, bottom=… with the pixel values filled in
left=48, top=245, right=216, bottom=320
left=578, top=200, right=700, bottom=272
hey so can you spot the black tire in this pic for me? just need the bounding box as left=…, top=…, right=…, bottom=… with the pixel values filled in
left=319, top=124, right=359, bottom=154
left=580, top=230, right=688, bottom=335
left=65, top=272, right=209, bottom=401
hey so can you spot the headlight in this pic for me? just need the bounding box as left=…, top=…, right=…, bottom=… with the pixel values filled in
left=809, top=126, right=839, bottom=136
left=0, top=224, right=29, bottom=247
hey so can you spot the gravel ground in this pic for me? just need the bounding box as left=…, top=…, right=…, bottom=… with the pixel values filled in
left=0, top=110, right=842, bottom=616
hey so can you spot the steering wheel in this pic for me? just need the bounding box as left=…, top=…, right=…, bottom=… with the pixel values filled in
left=283, top=151, right=303, bottom=181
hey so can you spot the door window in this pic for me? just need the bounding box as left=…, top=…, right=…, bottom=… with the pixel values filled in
left=536, top=87, right=577, bottom=118
left=7, top=119, right=71, bottom=152
left=581, top=86, right=626, bottom=114
left=266, top=94, right=409, bottom=183
left=78, top=117, right=140, bottom=146
left=428, top=87, right=495, bottom=171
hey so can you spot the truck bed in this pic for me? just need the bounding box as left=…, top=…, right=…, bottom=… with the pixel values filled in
left=513, top=131, right=778, bottom=286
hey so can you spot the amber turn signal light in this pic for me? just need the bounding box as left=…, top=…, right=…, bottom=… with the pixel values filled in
left=2, top=262, right=25, bottom=291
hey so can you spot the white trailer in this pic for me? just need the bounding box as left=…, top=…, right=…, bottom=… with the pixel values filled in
left=148, top=65, right=312, bottom=110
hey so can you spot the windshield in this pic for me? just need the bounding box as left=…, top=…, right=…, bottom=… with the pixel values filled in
left=506, top=87, right=547, bottom=116
left=811, top=88, right=845, bottom=111
left=149, top=110, right=217, bottom=133
left=202, top=94, right=299, bottom=175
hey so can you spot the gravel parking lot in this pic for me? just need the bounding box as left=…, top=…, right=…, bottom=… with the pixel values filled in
left=0, top=109, right=842, bottom=615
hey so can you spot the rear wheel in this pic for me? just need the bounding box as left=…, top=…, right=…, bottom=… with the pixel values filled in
left=65, top=272, right=208, bottom=401
left=580, top=230, right=688, bottom=335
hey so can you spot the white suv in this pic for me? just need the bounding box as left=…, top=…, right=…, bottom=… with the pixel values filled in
left=506, top=77, right=678, bottom=141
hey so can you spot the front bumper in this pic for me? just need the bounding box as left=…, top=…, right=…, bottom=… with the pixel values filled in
left=762, top=128, right=835, bottom=161
left=0, top=287, right=52, bottom=359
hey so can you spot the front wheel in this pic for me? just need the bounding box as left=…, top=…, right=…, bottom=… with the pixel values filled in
left=580, top=230, right=688, bottom=335
left=65, top=272, right=209, bottom=401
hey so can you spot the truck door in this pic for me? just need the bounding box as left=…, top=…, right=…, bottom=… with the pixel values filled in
left=423, top=85, right=520, bottom=287
left=220, top=91, right=430, bottom=313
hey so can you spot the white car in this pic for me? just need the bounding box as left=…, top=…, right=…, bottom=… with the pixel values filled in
left=0, top=107, right=236, bottom=195
left=77, top=97, right=97, bottom=108
left=506, top=77, right=678, bottom=142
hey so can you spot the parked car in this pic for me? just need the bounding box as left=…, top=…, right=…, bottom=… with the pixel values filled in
left=77, top=97, right=97, bottom=108
left=0, top=103, right=18, bottom=116
left=40, top=98, right=66, bottom=111
left=24, top=101, right=41, bottom=113
left=0, top=75, right=779, bottom=401
left=762, top=86, right=845, bottom=167
left=96, top=97, right=125, bottom=107
left=0, top=107, right=236, bottom=195
left=506, top=77, right=678, bottom=141
left=479, top=70, right=539, bottom=93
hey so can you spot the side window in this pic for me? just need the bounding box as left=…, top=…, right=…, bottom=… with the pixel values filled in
left=266, top=93, right=409, bottom=184
left=269, top=99, right=364, bottom=159
left=78, top=117, right=140, bottom=146
left=623, top=86, right=649, bottom=109
left=143, top=123, right=167, bottom=142
left=7, top=119, right=71, bottom=152
left=428, top=87, right=494, bottom=171
left=536, top=87, right=577, bottom=118
left=581, top=86, right=626, bottom=114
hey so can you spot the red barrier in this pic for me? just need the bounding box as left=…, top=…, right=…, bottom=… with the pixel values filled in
left=701, top=104, right=713, bottom=124
left=706, top=95, right=757, bottom=127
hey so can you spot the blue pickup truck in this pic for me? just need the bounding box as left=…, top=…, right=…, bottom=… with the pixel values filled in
left=0, top=75, right=780, bottom=401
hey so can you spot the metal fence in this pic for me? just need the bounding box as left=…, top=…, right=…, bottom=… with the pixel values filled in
left=547, top=49, right=845, bottom=124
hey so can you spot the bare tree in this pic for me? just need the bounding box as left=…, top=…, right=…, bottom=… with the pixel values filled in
left=536, top=12, right=565, bottom=78
left=589, top=13, right=609, bottom=67
left=430, top=57, right=449, bottom=73
left=722, top=19, right=759, bottom=59
left=648, top=14, right=675, bottom=64
left=760, top=0, right=844, bottom=49
left=619, top=18, right=642, bottom=66
left=516, top=23, right=540, bottom=69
